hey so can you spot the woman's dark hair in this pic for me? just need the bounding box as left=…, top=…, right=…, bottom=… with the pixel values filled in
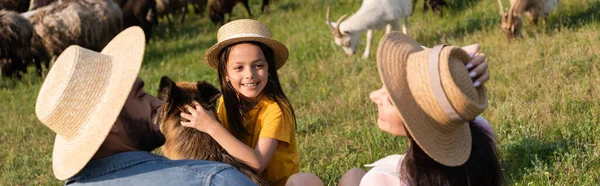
left=217, top=41, right=296, bottom=138
left=400, top=122, right=503, bottom=186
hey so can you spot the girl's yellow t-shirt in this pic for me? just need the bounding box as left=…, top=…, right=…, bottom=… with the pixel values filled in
left=216, top=96, right=300, bottom=186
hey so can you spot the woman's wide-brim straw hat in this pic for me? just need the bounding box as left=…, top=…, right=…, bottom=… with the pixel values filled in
left=377, top=32, right=488, bottom=166
left=35, top=26, right=146, bottom=180
left=204, top=19, right=289, bottom=70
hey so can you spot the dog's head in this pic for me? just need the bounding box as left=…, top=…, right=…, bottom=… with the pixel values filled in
left=156, top=76, right=221, bottom=135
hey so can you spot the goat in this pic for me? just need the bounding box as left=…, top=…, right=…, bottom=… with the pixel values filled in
left=188, top=0, right=207, bottom=17
left=0, top=10, right=32, bottom=78
left=156, top=76, right=268, bottom=186
left=0, top=0, right=30, bottom=12
left=498, top=0, right=559, bottom=40
left=326, top=0, right=411, bottom=59
left=119, top=0, right=158, bottom=40
left=155, top=0, right=190, bottom=25
left=412, top=0, right=446, bottom=16
left=208, top=0, right=251, bottom=26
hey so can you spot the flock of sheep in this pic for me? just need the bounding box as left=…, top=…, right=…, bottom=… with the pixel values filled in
left=0, top=0, right=560, bottom=79
left=326, top=0, right=559, bottom=58
left=0, top=0, right=270, bottom=79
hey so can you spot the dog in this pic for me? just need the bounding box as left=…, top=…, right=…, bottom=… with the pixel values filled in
left=156, top=76, right=268, bottom=186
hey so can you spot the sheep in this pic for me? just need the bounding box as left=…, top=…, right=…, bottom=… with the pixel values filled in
left=29, top=0, right=123, bottom=67
left=28, top=0, right=56, bottom=10
left=0, top=0, right=123, bottom=78
left=412, top=0, right=446, bottom=16
left=326, top=0, right=412, bottom=59
left=156, top=76, right=268, bottom=186
left=0, top=10, right=34, bottom=78
left=29, top=0, right=158, bottom=41
left=118, top=0, right=158, bottom=40
left=0, top=0, right=30, bottom=12
left=498, top=0, right=559, bottom=40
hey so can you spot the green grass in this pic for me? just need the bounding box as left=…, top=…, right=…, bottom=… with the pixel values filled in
left=2, top=0, right=600, bottom=185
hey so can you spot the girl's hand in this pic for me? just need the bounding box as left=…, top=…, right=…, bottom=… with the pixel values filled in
left=461, top=44, right=489, bottom=88
left=180, top=101, right=220, bottom=134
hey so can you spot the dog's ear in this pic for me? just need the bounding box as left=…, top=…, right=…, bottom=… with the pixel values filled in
left=196, top=81, right=222, bottom=104
left=158, top=76, right=177, bottom=102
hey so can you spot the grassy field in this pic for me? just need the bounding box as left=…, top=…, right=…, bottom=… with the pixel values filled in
left=2, top=0, right=600, bottom=185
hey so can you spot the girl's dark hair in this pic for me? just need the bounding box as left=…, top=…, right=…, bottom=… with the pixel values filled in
left=217, top=41, right=296, bottom=138
left=400, top=122, right=503, bottom=186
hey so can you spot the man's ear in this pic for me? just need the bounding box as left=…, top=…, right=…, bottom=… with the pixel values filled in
left=196, top=81, right=221, bottom=104
left=158, top=76, right=176, bottom=102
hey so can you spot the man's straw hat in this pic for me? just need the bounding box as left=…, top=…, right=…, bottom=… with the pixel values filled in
left=35, top=26, right=146, bottom=180
left=376, top=32, right=488, bottom=166
left=204, top=19, right=289, bottom=70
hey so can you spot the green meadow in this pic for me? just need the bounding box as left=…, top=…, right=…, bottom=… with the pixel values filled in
left=2, top=0, right=600, bottom=185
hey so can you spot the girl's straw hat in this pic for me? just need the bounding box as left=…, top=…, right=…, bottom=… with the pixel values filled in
left=376, top=32, right=488, bottom=166
left=204, top=19, right=289, bottom=70
left=35, top=26, right=146, bottom=180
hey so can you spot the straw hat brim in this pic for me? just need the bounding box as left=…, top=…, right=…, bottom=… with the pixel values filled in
left=204, top=37, right=289, bottom=70
left=50, top=27, right=145, bottom=180
left=376, top=32, right=471, bottom=167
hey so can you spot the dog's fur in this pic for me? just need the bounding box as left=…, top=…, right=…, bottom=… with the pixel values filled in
left=156, top=76, right=267, bottom=186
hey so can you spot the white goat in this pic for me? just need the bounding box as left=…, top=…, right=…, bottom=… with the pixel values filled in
left=498, top=0, right=558, bottom=40
left=326, top=0, right=412, bottom=59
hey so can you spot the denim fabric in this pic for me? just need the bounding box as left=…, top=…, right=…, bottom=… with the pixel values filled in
left=66, top=151, right=256, bottom=186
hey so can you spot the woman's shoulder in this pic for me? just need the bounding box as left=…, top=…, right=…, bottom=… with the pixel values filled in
left=360, top=154, right=406, bottom=186
left=364, top=154, right=405, bottom=168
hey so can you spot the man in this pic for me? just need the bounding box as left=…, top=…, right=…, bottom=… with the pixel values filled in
left=34, top=26, right=256, bottom=185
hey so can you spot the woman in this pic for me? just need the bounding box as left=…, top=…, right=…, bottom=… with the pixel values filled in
left=286, top=32, right=502, bottom=186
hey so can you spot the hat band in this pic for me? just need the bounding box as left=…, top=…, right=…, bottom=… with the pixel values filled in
left=221, top=33, right=267, bottom=42
left=428, top=45, right=466, bottom=124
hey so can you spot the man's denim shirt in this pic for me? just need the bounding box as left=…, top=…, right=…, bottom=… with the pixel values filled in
left=66, top=151, right=256, bottom=186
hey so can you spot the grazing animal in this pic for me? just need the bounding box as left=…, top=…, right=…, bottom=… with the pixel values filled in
left=0, top=0, right=123, bottom=77
left=0, top=10, right=33, bottom=78
left=0, top=0, right=30, bottom=12
left=207, top=0, right=251, bottom=25
left=155, top=0, right=188, bottom=25
left=326, top=0, right=412, bottom=59
left=155, top=76, right=268, bottom=186
left=498, top=0, right=559, bottom=40
left=28, top=0, right=56, bottom=10
left=412, top=0, right=446, bottom=16
left=119, top=0, right=158, bottom=40
left=28, top=0, right=123, bottom=71
left=188, top=0, right=208, bottom=17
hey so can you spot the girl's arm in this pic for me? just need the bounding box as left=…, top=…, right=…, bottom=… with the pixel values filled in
left=180, top=101, right=278, bottom=173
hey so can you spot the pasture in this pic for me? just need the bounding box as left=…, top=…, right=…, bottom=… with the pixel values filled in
left=1, top=0, right=600, bottom=185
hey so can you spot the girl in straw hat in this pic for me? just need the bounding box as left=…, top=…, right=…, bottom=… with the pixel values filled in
left=286, top=32, right=501, bottom=186
left=180, top=19, right=299, bottom=186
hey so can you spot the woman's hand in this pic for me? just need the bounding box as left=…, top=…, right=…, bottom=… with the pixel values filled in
left=180, top=100, right=221, bottom=134
left=461, top=44, right=489, bottom=87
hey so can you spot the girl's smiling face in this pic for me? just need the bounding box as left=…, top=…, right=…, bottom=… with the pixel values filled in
left=225, top=43, right=269, bottom=102
left=369, top=86, right=407, bottom=136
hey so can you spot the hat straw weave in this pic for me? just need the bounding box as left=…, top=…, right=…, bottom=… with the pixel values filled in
left=204, top=19, right=289, bottom=70
left=376, top=32, right=488, bottom=166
